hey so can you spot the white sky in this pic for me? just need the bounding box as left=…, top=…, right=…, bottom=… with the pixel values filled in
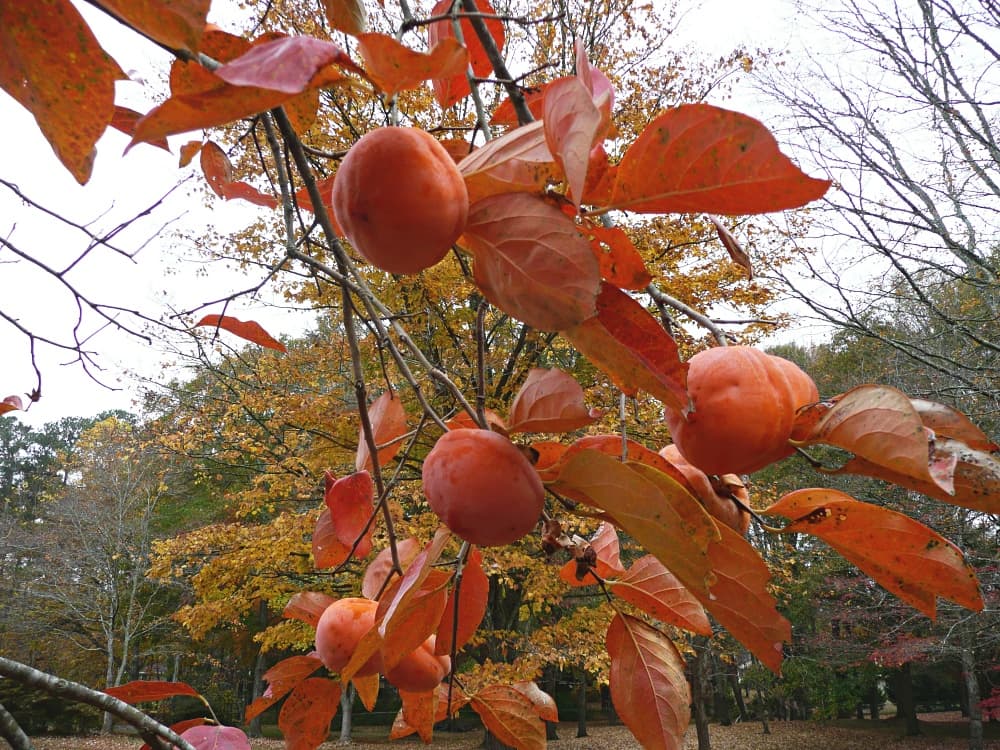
left=1, top=0, right=803, bottom=429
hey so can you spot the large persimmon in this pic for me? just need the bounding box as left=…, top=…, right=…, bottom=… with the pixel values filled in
left=314, top=597, right=383, bottom=676
left=422, top=429, right=544, bottom=547
left=384, top=635, right=451, bottom=693
left=659, top=444, right=751, bottom=535
left=332, top=127, right=469, bottom=274
left=665, top=346, right=818, bottom=475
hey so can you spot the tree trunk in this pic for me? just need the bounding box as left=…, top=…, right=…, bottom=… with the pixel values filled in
left=961, top=645, right=983, bottom=750
left=545, top=669, right=559, bottom=739
left=729, top=671, right=748, bottom=722
left=102, top=637, right=116, bottom=734
left=712, top=654, right=731, bottom=725
left=690, top=638, right=711, bottom=750
left=868, top=682, right=880, bottom=721
left=893, top=663, right=920, bottom=737
left=601, top=682, right=619, bottom=725
left=576, top=671, right=588, bottom=738
left=248, top=601, right=268, bottom=738
left=339, top=683, right=355, bottom=743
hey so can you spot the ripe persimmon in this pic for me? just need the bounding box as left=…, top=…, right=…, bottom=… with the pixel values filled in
left=332, top=127, right=469, bottom=274
left=384, top=635, right=451, bottom=693
left=665, top=346, right=818, bottom=475
left=659, top=444, right=751, bottom=535
left=422, top=429, right=544, bottom=547
left=314, top=597, right=383, bottom=676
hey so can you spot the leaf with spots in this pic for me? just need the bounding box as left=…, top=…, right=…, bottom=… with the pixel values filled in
left=471, top=685, right=545, bottom=750
left=580, top=222, right=651, bottom=290
left=92, top=0, right=209, bottom=53
left=0, top=0, right=126, bottom=184
left=245, top=654, right=323, bottom=722
left=606, top=103, right=830, bottom=215
left=278, top=677, right=341, bottom=750
left=765, top=488, right=984, bottom=618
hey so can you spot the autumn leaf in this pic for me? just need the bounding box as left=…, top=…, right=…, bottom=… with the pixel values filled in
left=609, top=555, right=711, bottom=635
left=392, top=683, right=471, bottom=740
left=471, top=685, right=546, bottom=750
left=361, top=537, right=422, bottom=599
left=91, top=0, right=209, bottom=53
left=0, top=0, right=126, bottom=183
left=607, top=103, right=830, bottom=215
left=427, top=0, right=505, bottom=108
left=709, top=215, right=752, bottom=278
left=544, top=76, right=604, bottom=209
left=910, top=398, right=999, bottom=452
left=312, top=507, right=353, bottom=569
left=140, top=719, right=209, bottom=750
left=245, top=655, right=323, bottom=721
left=564, top=283, right=689, bottom=414
left=355, top=390, right=408, bottom=473
left=324, top=469, right=375, bottom=558
left=397, top=688, right=437, bottom=743
left=104, top=680, right=199, bottom=704
left=353, top=672, right=380, bottom=711
left=435, top=548, right=490, bottom=656
left=462, top=193, right=601, bottom=331
left=356, top=34, right=468, bottom=98
left=180, top=725, right=251, bottom=750
left=194, top=314, right=287, bottom=352
left=766, top=488, right=984, bottom=618
left=324, top=0, right=367, bottom=35
left=606, top=613, right=690, bottom=750
left=490, top=86, right=547, bottom=125
left=110, top=106, right=169, bottom=151
left=278, top=677, right=340, bottom=750
left=283, top=591, right=336, bottom=628
left=794, top=385, right=957, bottom=495
left=458, top=121, right=560, bottom=203
left=215, top=36, right=359, bottom=94
left=200, top=142, right=278, bottom=209
left=581, top=222, right=652, bottom=290
left=511, top=681, right=559, bottom=723
left=178, top=141, right=202, bottom=167
left=0, top=396, right=24, bottom=416
left=507, top=368, right=598, bottom=434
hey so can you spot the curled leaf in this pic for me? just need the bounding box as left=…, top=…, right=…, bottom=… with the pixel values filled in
left=194, top=314, right=287, bottom=352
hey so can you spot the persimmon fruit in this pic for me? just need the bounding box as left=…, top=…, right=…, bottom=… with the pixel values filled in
left=384, top=635, right=451, bottom=692
left=314, top=597, right=383, bottom=676
left=665, top=346, right=818, bottom=475
left=422, top=429, right=544, bottom=547
left=332, top=127, right=469, bottom=274
left=659, top=444, right=751, bottom=535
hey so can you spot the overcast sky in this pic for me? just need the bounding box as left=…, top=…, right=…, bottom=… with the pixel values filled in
left=1, top=0, right=801, bottom=428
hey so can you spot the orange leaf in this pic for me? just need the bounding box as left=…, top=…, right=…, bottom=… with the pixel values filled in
left=795, top=385, right=956, bottom=495
left=766, top=488, right=984, bottom=618
left=199, top=141, right=278, bottom=208
left=458, top=121, right=560, bottom=203
left=0, top=396, right=24, bottom=416
left=435, top=547, right=489, bottom=655
left=589, top=520, right=626, bottom=578
left=490, top=86, right=547, bottom=126
left=511, top=682, right=559, bottom=723
left=610, top=555, right=711, bottom=636
left=352, top=673, right=380, bottom=711
left=355, top=390, right=408, bottom=473
left=294, top=173, right=344, bottom=235
left=92, top=0, right=209, bottom=53
left=507, top=368, right=597, bottom=434
left=471, top=685, right=545, bottom=750
left=278, top=677, right=340, bottom=750
left=245, top=655, right=323, bottom=722
left=283, top=591, right=337, bottom=628
left=178, top=140, right=203, bottom=167
left=445, top=408, right=508, bottom=433
left=543, top=76, right=604, bottom=209
left=538, top=433, right=687, bottom=486
left=606, top=613, right=689, bottom=750
left=394, top=683, right=471, bottom=739
left=910, top=399, right=998, bottom=452
left=397, top=688, right=437, bottom=743
left=564, top=283, right=688, bottom=414
left=581, top=221, right=651, bottom=291
left=361, top=537, right=422, bottom=599
left=194, top=314, right=287, bottom=352
left=427, top=0, right=505, bottom=108
left=110, top=106, right=169, bottom=151
left=356, top=34, right=468, bottom=98
left=709, top=215, right=752, bottom=278
left=607, top=103, right=830, bottom=215
left=0, top=0, right=126, bottom=184
left=324, top=470, right=375, bottom=558
left=324, top=0, right=367, bottom=35
left=463, top=193, right=600, bottom=331
left=313, top=508, right=352, bottom=568
left=104, top=681, right=199, bottom=704
left=169, top=29, right=250, bottom=96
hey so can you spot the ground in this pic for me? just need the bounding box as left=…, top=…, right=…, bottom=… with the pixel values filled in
left=26, top=714, right=1000, bottom=750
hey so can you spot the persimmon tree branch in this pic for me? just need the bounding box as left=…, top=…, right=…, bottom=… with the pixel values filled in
left=646, top=283, right=729, bottom=346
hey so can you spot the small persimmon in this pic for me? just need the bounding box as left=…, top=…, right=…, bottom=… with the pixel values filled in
left=422, top=429, right=544, bottom=547
left=384, top=635, right=451, bottom=693
left=659, top=444, right=751, bottom=535
left=665, top=346, right=818, bottom=475
left=314, top=597, right=383, bottom=676
left=332, top=127, right=469, bottom=274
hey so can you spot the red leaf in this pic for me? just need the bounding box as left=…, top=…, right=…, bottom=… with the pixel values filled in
left=471, top=685, right=545, bottom=750
left=294, top=174, right=344, bottom=235
left=581, top=221, right=651, bottom=290
left=709, top=215, right=752, bottom=278
left=324, top=0, right=367, bottom=35
left=606, top=613, right=690, bottom=750
left=283, top=591, right=337, bottom=628
left=564, top=283, right=688, bottom=413
left=361, top=537, right=422, bottom=599
left=589, top=520, right=626, bottom=578
left=92, top=0, right=209, bottom=53
left=355, top=390, right=408, bottom=473
left=179, top=141, right=202, bottom=167
left=490, top=86, right=547, bottom=126
left=324, top=470, right=375, bottom=558
left=356, top=34, right=468, bottom=98
left=427, top=0, right=505, bottom=108
left=180, top=726, right=250, bottom=750
left=543, top=76, right=604, bottom=209
left=245, top=654, right=323, bottom=722
left=610, top=555, right=711, bottom=635
left=215, top=36, right=359, bottom=94
left=312, top=508, right=352, bottom=569
left=507, top=368, right=597, bottom=434
left=435, top=547, right=490, bottom=655
left=392, top=683, right=471, bottom=739
left=278, top=677, right=341, bottom=750
left=766, top=488, right=984, bottom=618
left=110, top=106, right=169, bottom=151
left=511, top=682, right=559, bottom=723
left=0, top=396, right=23, bottom=416
left=0, top=0, right=125, bottom=184
left=194, top=314, right=287, bottom=352
left=458, top=121, right=560, bottom=203
left=104, top=680, right=199, bottom=704
left=910, top=398, right=998, bottom=452
left=608, top=103, right=831, bottom=215
left=462, top=193, right=600, bottom=331
left=199, top=142, right=278, bottom=209
left=140, top=719, right=209, bottom=750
